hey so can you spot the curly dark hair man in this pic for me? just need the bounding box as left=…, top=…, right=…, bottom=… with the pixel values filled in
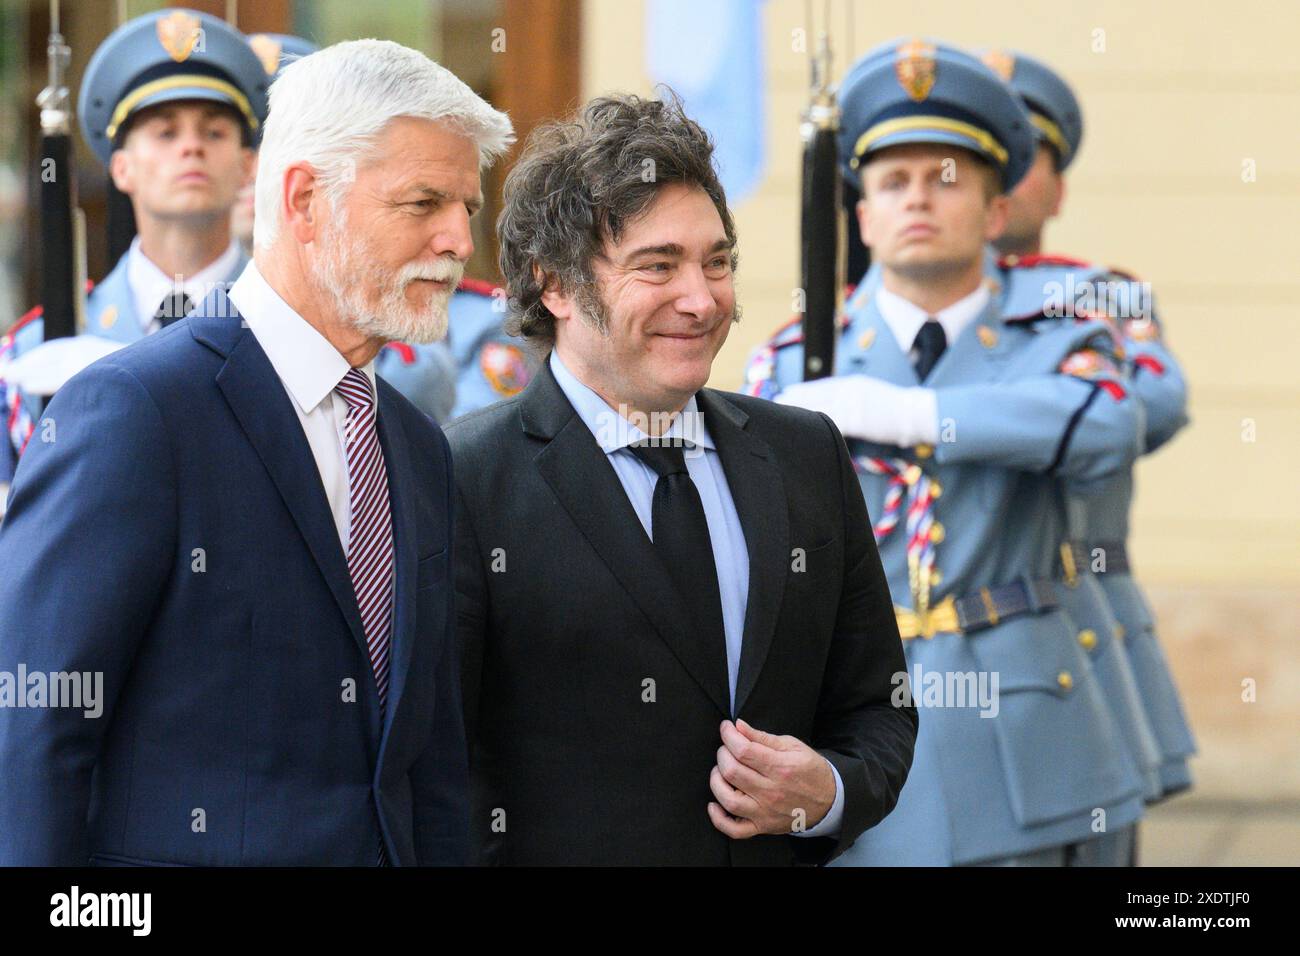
left=498, top=91, right=740, bottom=348
left=444, top=88, right=916, bottom=866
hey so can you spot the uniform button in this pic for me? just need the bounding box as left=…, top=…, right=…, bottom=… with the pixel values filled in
left=1077, top=629, right=1097, bottom=650
left=930, top=522, right=945, bottom=543
left=929, top=480, right=943, bottom=498
left=1057, top=671, right=1073, bottom=691
left=915, top=443, right=934, bottom=459
left=930, top=568, right=942, bottom=586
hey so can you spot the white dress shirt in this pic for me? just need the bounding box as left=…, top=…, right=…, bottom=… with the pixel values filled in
left=227, top=262, right=376, bottom=551
left=128, top=236, right=243, bottom=335
left=549, top=349, right=845, bottom=838
left=875, top=280, right=990, bottom=364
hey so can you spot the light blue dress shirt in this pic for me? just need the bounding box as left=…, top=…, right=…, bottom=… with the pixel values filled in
left=548, top=350, right=844, bottom=838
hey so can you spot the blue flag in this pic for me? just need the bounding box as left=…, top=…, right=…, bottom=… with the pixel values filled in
left=646, top=0, right=766, bottom=203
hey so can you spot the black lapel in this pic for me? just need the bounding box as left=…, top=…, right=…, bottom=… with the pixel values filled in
left=523, top=361, right=732, bottom=717
left=198, top=301, right=372, bottom=675
left=696, top=389, right=789, bottom=715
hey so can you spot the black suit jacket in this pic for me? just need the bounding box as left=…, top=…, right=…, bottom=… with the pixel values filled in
left=446, top=360, right=916, bottom=865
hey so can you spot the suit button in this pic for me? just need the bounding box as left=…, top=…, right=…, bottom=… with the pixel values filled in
left=1057, top=671, right=1074, bottom=691
left=1077, top=628, right=1097, bottom=650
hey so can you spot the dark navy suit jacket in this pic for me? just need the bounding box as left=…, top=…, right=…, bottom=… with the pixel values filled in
left=0, top=291, right=465, bottom=865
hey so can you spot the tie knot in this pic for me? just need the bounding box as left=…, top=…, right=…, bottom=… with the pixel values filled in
left=628, top=440, right=690, bottom=478
left=914, top=318, right=946, bottom=350
left=336, top=367, right=375, bottom=411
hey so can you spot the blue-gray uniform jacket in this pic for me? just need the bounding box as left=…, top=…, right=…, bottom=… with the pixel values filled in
left=999, top=253, right=1196, bottom=797
left=988, top=254, right=1160, bottom=804
left=445, top=279, right=536, bottom=419
left=744, top=285, right=1147, bottom=865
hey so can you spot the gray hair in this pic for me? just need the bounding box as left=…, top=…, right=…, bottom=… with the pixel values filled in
left=497, top=91, right=737, bottom=347
left=254, top=39, right=514, bottom=249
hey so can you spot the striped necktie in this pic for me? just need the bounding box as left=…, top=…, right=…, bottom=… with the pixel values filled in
left=335, top=368, right=395, bottom=713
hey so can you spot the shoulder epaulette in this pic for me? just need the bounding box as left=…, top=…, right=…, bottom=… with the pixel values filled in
left=998, top=252, right=1094, bottom=270
left=765, top=304, right=856, bottom=351
left=1003, top=309, right=1055, bottom=326
left=457, top=277, right=503, bottom=299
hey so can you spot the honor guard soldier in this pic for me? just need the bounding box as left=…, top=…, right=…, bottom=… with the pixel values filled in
left=983, top=49, right=1196, bottom=819
left=235, top=30, right=459, bottom=424
left=746, top=39, right=1149, bottom=865
left=957, top=50, right=1167, bottom=866
left=1, top=8, right=268, bottom=486
left=766, top=46, right=1181, bottom=864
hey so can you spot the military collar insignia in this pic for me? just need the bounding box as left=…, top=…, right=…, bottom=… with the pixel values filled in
left=895, top=39, right=937, bottom=103
left=858, top=327, right=876, bottom=351
left=156, top=10, right=202, bottom=63
left=99, top=305, right=119, bottom=330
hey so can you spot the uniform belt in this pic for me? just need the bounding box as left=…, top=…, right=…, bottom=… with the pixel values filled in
left=1056, top=540, right=1131, bottom=584
left=1090, top=540, right=1130, bottom=574
left=895, top=578, right=1059, bottom=639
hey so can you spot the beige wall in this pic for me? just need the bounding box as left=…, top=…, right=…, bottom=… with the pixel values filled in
left=583, top=0, right=1300, bottom=798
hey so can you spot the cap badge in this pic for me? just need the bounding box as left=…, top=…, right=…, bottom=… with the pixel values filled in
left=157, top=10, right=202, bottom=63
left=249, top=34, right=283, bottom=76
left=982, top=50, right=1016, bottom=82
left=895, top=39, right=937, bottom=102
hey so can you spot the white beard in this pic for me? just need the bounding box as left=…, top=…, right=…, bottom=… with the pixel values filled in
left=314, top=222, right=463, bottom=344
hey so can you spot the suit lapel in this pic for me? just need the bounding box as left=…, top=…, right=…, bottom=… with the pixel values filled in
left=524, top=363, right=731, bottom=717
left=697, top=390, right=788, bottom=716
left=203, top=298, right=371, bottom=671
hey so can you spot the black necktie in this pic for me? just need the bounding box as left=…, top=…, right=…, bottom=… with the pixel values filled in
left=154, top=291, right=193, bottom=328
left=627, top=441, right=728, bottom=674
left=912, top=318, right=947, bottom=381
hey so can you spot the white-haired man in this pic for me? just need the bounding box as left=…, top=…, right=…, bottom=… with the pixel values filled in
left=0, top=40, right=512, bottom=866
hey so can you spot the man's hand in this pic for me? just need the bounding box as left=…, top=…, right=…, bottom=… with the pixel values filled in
left=775, top=374, right=937, bottom=447
left=707, top=719, right=836, bottom=839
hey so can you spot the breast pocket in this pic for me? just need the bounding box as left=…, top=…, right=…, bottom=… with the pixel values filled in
left=785, top=537, right=837, bottom=598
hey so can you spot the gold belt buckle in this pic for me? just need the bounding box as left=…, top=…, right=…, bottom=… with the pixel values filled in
left=895, top=597, right=960, bottom=640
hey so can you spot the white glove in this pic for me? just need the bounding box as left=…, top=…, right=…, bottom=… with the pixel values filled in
left=0, top=335, right=125, bottom=397
left=775, top=374, right=938, bottom=447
